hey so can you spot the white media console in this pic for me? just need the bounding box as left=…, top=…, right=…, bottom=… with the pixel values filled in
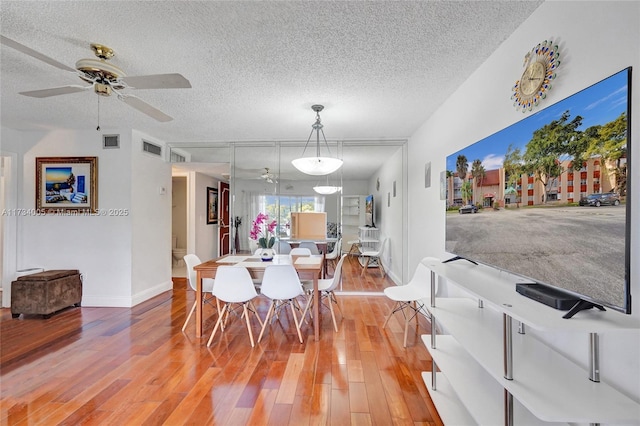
left=420, top=258, right=640, bottom=425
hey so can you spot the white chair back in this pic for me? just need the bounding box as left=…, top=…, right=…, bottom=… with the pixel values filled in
left=274, top=240, right=292, bottom=254
left=183, top=253, right=215, bottom=293
left=326, top=254, right=347, bottom=292
left=290, top=247, right=312, bottom=256
left=326, top=238, right=341, bottom=259
left=260, top=264, right=304, bottom=300
left=212, top=266, right=258, bottom=303
left=298, top=241, right=320, bottom=255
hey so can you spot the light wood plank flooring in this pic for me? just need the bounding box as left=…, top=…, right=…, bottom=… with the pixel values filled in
left=1, top=260, right=442, bottom=425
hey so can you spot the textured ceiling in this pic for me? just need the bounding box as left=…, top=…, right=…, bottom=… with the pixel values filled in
left=0, top=1, right=543, bottom=178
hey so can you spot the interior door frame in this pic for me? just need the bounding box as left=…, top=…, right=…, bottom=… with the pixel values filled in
left=218, top=181, right=230, bottom=256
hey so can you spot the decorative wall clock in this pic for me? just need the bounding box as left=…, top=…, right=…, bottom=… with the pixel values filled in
left=511, top=40, right=560, bottom=112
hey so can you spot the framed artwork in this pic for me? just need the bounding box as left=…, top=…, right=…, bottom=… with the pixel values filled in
left=35, top=157, right=98, bottom=214
left=440, top=171, right=447, bottom=200
left=207, top=186, right=218, bottom=224
left=425, top=161, right=432, bottom=188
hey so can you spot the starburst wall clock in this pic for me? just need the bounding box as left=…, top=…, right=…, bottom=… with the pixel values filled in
left=511, top=40, right=561, bottom=112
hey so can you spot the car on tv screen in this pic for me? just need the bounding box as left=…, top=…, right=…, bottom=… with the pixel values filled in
left=578, top=192, right=621, bottom=207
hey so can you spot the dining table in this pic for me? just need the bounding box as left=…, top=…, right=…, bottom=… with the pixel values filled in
left=193, top=253, right=325, bottom=341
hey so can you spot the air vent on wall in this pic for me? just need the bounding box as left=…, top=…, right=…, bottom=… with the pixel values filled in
left=103, top=134, right=120, bottom=149
left=170, top=151, right=186, bottom=163
left=142, top=140, right=162, bottom=157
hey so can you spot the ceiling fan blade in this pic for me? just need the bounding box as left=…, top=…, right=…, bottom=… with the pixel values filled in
left=120, top=73, right=192, bottom=90
left=119, top=95, right=173, bottom=122
left=19, top=85, right=90, bottom=98
left=1, top=35, right=77, bottom=73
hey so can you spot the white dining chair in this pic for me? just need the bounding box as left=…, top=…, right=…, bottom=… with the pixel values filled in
left=325, top=238, right=342, bottom=274
left=182, top=254, right=216, bottom=332
left=382, top=257, right=439, bottom=347
left=302, top=254, right=346, bottom=332
left=360, top=237, right=388, bottom=277
left=298, top=241, right=320, bottom=255
left=274, top=240, right=292, bottom=254
left=257, top=264, right=306, bottom=343
left=207, top=265, right=263, bottom=347
left=289, top=247, right=312, bottom=257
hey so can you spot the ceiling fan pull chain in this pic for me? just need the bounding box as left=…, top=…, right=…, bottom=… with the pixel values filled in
left=96, top=96, right=101, bottom=131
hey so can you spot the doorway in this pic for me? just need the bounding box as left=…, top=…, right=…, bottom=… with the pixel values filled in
left=171, top=175, right=187, bottom=278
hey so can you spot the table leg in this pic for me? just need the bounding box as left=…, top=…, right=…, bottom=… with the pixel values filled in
left=196, top=270, right=203, bottom=338
left=313, top=274, right=320, bottom=341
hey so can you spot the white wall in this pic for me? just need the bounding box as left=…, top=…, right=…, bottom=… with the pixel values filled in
left=370, top=145, right=405, bottom=284
left=407, top=0, right=640, bottom=413
left=191, top=171, right=219, bottom=261
left=171, top=176, right=187, bottom=250
left=1, top=127, right=173, bottom=307
left=130, top=130, right=173, bottom=303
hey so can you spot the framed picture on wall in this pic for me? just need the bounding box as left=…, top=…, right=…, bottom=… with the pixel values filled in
left=35, top=156, right=98, bottom=214
left=207, top=186, right=218, bottom=225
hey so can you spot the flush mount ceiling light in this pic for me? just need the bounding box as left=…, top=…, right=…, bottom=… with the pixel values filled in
left=291, top=104, right=343, bottom=176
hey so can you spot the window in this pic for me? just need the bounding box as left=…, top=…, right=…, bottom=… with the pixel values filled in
left=255, top=194, right=325, bottom=238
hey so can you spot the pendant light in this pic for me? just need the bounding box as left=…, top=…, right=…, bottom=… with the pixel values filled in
left=291, top=104, right=343, bottom=176
left=313, top=173, right=342, bottom=195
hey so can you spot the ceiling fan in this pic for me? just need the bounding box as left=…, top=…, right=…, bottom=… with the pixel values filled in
left=0, top=35, right=191, bottom=122
left=261, top=168, right=278, bottom=184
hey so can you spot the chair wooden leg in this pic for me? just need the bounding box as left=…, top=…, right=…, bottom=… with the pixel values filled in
left=378, top=259, right=386, bottom=278
left=361, top=257, right=369, bottom=276
left=243, top=304, right=255, bottom=347
left=327, top=293, right=338, bottom=332
left=207, top=303, right=229, bottom=347
left=302, top=293, right=314, bottom=322
left=403, top=315, right=410, bottom=347
left=330, top=291, right=343, bottom=317
left=289, top=301, right=304, bottom=343
left=181, top=300, right=197, bottom=332
left=382, top=301, right=400, bottom=329
left=250, top=301, right=264, bottom=327
left=258, top=302, right=275, bottom=343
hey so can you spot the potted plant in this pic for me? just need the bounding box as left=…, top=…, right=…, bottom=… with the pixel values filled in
left=249, top=212, right=277, bottom=261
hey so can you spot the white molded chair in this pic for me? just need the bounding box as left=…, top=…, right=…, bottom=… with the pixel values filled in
left=274, top=240, right=292, bottom=254
left=325, top=238, right=342, bottom=274
left=302, top=254, right=346, bottom=332
left=257, top=264, right=306, bottom=343
left=289, top=247, right=312, bottom=257
left=207, top=266, right=263, bottom=347
left=382, top=257, right=439, bottom=347
left=360, top=238, right=388, bottom=277
left=182, top=254, right=216, bottom=332
left=298, top=241, right=320, bottom=255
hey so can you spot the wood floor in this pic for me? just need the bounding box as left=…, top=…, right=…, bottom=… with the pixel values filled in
left=1, top=260, right=442, bottom=425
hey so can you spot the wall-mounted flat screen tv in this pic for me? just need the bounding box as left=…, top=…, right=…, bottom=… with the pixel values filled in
left=445, top=67, right=631, bottom=316
left=365, top=194, right=375, bottom=227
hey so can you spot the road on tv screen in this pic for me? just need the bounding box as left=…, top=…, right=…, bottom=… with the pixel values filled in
left=445, top=205, right=626, bottom=307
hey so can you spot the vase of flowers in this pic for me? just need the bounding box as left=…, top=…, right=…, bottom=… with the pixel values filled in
left=250, top=212, right=277, bottom=261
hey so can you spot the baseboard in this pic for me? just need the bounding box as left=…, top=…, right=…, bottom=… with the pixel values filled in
left=81, top=280, right=173, bottom=307
left=131, top=280, right=173, bottom=307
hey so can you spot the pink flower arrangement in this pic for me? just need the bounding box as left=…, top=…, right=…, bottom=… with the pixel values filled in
left=249, top=212, right=277, bottom=248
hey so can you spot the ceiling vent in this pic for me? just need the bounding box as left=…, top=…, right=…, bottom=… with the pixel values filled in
left=102, top=134, right=120, bottom=149
left=142, top=140, right=162, bottom=157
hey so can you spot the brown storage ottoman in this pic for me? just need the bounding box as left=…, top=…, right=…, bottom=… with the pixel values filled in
left=11, top=270, right=82, bottom=318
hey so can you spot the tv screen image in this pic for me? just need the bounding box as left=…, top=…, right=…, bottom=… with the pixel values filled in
left=445, top=67, right=631, bottom=315
left=365, top=195, right=375, bottom=227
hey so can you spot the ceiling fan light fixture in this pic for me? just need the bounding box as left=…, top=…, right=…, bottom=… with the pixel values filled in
left=292, top=104, right=343, bottom=176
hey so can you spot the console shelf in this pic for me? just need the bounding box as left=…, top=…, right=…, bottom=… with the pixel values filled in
left=420, top=259, right=640, bottom=425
